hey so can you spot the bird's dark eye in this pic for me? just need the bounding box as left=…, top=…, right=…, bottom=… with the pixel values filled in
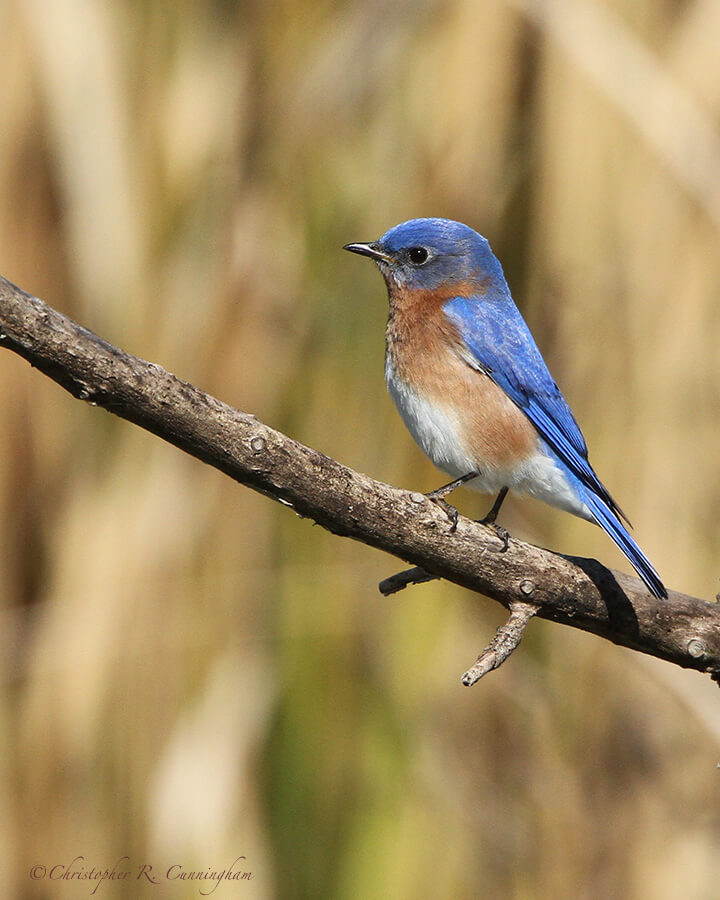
left=408, top=246, right=429, bottom=265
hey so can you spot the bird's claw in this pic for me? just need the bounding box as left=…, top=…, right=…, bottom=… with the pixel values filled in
left=478, top=518, right=510, bottom=552
left=429, top=496, right=460, bottom=532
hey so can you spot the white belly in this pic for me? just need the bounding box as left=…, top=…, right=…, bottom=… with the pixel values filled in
left=385, top=354, right=477, bottom=477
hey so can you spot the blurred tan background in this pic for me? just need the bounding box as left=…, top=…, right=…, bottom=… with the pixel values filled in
left=1, top=0, right=720, bottom=897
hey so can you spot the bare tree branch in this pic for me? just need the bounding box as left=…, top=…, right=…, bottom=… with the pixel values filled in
left=380, top=566, right=439, bottom=595
left=1, top=274, right=719, bottom=685
left=461, top=601, right=538, bottom=686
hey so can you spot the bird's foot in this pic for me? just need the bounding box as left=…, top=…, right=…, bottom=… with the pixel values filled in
left=425, top=472, right=478, bottom=532
left=479, top=520, right=510, bottom=553
left=477, top=487, right=510, bottom=551
left=429, top=496, right=460, bottom=532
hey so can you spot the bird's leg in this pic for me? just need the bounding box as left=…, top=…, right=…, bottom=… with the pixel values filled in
left=425, top=471, right=479, bottom=532
left=478, top=486, right=510, bottom=552
left=426, top=471, right=479, bottom=500
left=480, top=486, right=508, bottom=525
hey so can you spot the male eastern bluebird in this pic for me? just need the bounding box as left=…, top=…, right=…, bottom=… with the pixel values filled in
left=344, top=217, right=666, bottom=599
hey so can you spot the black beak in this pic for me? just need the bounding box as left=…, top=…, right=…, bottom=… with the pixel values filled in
left=342, top=242, right=393, bottom=263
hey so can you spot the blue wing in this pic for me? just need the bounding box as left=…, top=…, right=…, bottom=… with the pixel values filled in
left=444, top=295, right=623, bottom=516
left=444, top=295, right=666, bottom=598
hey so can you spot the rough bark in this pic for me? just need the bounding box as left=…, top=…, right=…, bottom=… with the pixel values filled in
left=1, top=274, right=719, bottom=684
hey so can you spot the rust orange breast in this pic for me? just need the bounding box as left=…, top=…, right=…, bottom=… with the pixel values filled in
left=386, top=284, right=539, bottom=469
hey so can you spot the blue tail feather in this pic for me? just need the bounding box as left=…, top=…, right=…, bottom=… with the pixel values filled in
left=584, top=493, right=667, bottom=599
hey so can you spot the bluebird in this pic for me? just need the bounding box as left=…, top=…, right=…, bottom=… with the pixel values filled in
left=344, top=218, right=666, bottom=599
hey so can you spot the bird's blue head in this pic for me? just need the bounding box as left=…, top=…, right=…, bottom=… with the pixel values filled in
left=344, top=218, right=508, bottom=297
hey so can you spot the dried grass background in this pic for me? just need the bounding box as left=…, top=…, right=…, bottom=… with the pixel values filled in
left=1, top=1, right=720, bottom=898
